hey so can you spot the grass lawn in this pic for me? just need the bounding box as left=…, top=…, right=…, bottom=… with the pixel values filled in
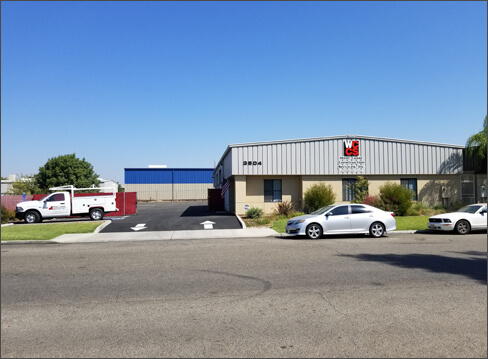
left=395, top=216, right=429, bottom=231
left=1, top=221, right=103, bottom=241
left=266, top=216, right=430, bottom=233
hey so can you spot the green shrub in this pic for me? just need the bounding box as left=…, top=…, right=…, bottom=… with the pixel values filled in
left=274, top=200, right=295, bottom=217
left=1, top=205, right=16, bottom=224
left=448, top=201, right=468, bottom=211
left=304, top=183, right=336, bottom=213
left=255, top=217, right=271, bottom=226
left=290, top=211, right=305, bottom=218
left=246, top=207, right=263, bottom=219
left=376, top=182, right=414, bottom=216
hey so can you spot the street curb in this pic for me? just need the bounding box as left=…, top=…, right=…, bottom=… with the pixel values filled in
left=235, top=214, right=247, bottom=229
left=95, top=220, right=112, bottom=233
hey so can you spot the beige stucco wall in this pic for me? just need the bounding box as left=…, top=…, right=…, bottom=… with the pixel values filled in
left=126, top=183, right=212, bottom=201
left=234, top=175, right=301, bottom=215
left=233, top=174, right=463, bottom=216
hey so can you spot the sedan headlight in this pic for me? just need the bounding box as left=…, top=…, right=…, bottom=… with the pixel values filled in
left=292, top=220, right=305, bottom=225
left=16, top=206, right=23, bottom=211
left=442, top=219, right=452, bottom=223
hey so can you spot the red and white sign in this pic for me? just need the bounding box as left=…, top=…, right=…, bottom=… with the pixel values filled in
left=344, top=140, right=360, bottom=156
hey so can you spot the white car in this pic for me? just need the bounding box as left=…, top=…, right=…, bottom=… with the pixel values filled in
left=285, top=204, right=396, bottom=239
left=427, top=203, right=487, bottom=234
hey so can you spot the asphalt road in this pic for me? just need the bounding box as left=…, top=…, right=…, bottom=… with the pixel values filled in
left=101, top=201, right=242, bottom=232
left=1, top=232, right=486, bottom=358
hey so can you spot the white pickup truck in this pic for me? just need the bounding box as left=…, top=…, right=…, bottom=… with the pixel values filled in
left=15, top=185, right=118, bottom=223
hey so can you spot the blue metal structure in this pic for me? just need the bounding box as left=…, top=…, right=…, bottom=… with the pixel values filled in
left=125, top=168, right=214, bottom=184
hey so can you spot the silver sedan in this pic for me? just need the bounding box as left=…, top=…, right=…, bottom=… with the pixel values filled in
left=286, top=204, right=397, bottom=239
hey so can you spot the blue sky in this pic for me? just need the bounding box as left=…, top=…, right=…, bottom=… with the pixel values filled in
left=2, top=1, right=486, bottom=184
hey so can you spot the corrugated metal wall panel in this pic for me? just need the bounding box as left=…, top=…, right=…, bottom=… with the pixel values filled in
left=125, top=169, right=213, bottom=185
left=226, top=137, right=463, bottom=176
left=125, top=169, right=172, bottom=184
left=173, top=169, right=213, bottom=184
left=125, top=169, right=213, bottom=201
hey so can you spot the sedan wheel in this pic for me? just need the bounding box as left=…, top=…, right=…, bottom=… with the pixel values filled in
left=369, top=222, right=385, bottom=238
left=455, top=220, right=470, bottom=235
left=306, top=224, right=323, bottom=239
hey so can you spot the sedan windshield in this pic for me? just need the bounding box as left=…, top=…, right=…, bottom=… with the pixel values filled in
left=457, top=205, right=482, bottom=214
left=311, top=205, right=335, bottom=215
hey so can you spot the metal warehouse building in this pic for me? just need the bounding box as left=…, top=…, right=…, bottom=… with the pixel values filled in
left=125, top=168, right=214, bottom=201
left=213, top=135, right=487, bottom=215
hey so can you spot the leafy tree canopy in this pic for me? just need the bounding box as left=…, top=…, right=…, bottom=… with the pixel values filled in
left=6, top=174, right=42, bottom=195
left=35, top=154, right=100, bottom=192
left=466, top=115, right=487, bottom=160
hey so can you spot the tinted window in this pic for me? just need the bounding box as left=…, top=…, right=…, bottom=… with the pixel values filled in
left=48, top=193, right=65, bottom=202
left=351, top=205, right=371, bottom=214
left=328, top=206, right=348, bottom=216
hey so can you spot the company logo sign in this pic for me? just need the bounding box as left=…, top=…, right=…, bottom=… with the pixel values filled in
left=338, top=139, right=365, bottom=174
left=344, top=140, right=360, bottom=156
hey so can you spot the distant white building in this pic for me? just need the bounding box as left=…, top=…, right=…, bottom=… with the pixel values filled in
left=98, top=178, right=118, bottom=193
left=1, top=175, right=16, bottom=195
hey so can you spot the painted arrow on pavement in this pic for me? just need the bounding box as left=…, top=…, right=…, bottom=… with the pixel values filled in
left=131, top=223, right=147, bottom=231
left=200, top=220, right=216, bottom=229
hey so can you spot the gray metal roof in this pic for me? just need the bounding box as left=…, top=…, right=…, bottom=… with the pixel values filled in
left=214, top=135, right=464, bottom=178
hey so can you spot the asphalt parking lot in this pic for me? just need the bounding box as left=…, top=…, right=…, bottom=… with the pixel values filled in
left=100, top=201, right=242, bottom=233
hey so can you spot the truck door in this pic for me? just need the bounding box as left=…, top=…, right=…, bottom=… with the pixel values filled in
left=41, top=193, right=70, bottom=218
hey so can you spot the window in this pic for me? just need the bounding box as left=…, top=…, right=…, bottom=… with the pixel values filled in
left=328, top=205, right=349, bottom=216
left=264, top=179, right=282, bottom=202
left=342, top=178, right=357, bottom=201
left=401, top=178, right=417, bottom=201
left=48, top=193, right=65, bottom=202
left=351, top=205, right=371, bottom=214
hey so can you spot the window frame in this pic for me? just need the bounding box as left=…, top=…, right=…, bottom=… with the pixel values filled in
left=401, top=178, right=418, bottom=201
left=264, top=179, right=282, bottom=203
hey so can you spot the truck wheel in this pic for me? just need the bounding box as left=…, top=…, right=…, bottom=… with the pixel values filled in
left=25, top=211, right=40, bottom=224
left=90, top=208, right=104, bottom=220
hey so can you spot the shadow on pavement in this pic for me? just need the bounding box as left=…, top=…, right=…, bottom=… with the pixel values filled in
left=180, top=206, right=234, bottom=217
left=339, top=252, right=487, bottom=284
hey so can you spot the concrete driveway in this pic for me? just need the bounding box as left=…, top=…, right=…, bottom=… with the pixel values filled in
left=100, top=201, right=242, bottom=233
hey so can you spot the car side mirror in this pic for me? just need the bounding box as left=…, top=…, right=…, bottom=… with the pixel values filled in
left=481, top=210, right=487, bottom=215
left=325, top=212, right=331, bottom=217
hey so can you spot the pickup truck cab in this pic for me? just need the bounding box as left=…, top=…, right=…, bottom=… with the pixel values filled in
left=16, top=185, right=118, bottom=223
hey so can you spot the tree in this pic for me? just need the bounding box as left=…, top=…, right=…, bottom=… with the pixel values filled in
left=6, top=174, right=42, bottom=195
left=348, top=176, right=370, bottom=203
left=35, top=154, right=100, bottom=192
left=466, top=115, right=487, bottom=160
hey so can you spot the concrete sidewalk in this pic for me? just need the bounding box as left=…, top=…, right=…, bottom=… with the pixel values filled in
left=1, top=220, right=421, bottom=245
left=1, top=227, right=282, bottom=244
